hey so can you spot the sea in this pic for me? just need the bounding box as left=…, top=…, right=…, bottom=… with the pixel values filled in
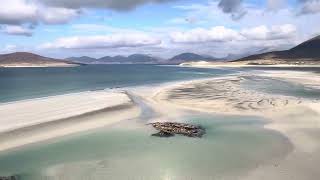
left=0, top=65, right=319, bottom=180
left=0, top=65, right=234, bottom=103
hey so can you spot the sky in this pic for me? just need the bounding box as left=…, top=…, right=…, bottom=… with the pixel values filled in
left=0, top=0, right=320, bottom=59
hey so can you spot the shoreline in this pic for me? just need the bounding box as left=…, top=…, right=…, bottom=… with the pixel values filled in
left=0, top=64, right=79, bottom=68
left=180, top=61, right=320, bottom=68
left=1, top=67, right=320, bottom=179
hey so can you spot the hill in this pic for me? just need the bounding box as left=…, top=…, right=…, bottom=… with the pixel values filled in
left=235, top=35, right=320, bottom=65
left=67, top=54, right=161, bottom=64
left=0, top=52, right=78, bottom=67
left=168, top=53, right=220, bottom=64
left=67, top=53, right=221, bottom=65
left=66, top=56, right=97, bottom=64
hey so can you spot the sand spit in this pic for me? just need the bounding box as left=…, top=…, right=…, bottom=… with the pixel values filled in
left=180, top=61, right=320, bottom=68
left=0, top=91, right=140, bottom=152
left=155, top=76, right=304, bottom=115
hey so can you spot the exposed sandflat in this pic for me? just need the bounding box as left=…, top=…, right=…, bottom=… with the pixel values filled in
left=0, top=91, right=131, bottom=133
left=0, top=91, right=140, bottom=151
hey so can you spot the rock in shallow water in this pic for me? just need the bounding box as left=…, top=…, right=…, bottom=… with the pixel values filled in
left=149, top=122, right=205, bottom=138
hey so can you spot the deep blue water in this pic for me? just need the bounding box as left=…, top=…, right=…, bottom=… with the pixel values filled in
left=0, top=65, right=235, bottom=103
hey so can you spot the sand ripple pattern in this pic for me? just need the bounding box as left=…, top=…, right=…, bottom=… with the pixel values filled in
left=160, top=77, right=303, bottom=114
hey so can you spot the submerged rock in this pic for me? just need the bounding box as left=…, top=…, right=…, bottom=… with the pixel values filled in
left=149, top=122, right=205, bottom=138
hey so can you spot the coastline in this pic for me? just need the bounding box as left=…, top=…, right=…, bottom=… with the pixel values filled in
left=180, top=61, right=320, bottom=68
left=1, top=67, right=320, bottom=179
left=0, top=63, right=79, bottom=68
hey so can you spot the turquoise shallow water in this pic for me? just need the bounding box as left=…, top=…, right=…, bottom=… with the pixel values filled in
left=0, top=114, right=291, bottom=180
left=242, top=75, right=320, bottom=99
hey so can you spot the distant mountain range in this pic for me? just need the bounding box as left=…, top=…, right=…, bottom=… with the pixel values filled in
left=67, top=53, right=221, bottom=65
left=2, top=35, right=319, bottom=67
left=235, top=35, right=320, bottom=63
left=67, top=54, right=162, bottom=64
left=0, top=52, right=79, bottom=67
left=168, top=53, right=221, bottom=64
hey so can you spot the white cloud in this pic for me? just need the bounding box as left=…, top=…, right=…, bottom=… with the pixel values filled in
left=298, top=0, right=320, bottom=15
left=1, top=25, right=33, bottom=36
left=39, top=7, right=81, bottom=24
left=0, top=0, right=81, bottom=26
left=0, top=0, right=37, bottom=25
left=170, top=24, right=297, bottom=44
left=40, top=34, right=162, bottom=49
left=170, top=26, right=244, bottom=43
left=241, top=24, right=297, bottom=40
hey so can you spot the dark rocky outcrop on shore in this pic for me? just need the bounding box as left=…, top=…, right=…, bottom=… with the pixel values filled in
left=149, top=122, right=205, bottom=138
left=0, top=176, right=18, bottom=180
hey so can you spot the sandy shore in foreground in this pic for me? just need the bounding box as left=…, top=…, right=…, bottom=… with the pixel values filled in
left=0, top=91, right=140, bottom=152
left=152, top=70, right=320, bottom=180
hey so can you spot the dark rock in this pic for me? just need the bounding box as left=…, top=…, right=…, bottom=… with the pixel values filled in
left=149, top=122, right=205, bottom=138
left=0, top=176, right=18, bottom=180
left=152, top=131, right=175, bottom=137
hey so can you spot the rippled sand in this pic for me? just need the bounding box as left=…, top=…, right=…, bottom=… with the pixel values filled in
left=155, top=71, right=320, bottom=180
left=156, top=76, right=304, bottom=115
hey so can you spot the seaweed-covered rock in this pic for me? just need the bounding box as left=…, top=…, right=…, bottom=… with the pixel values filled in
left=149, top=122, right=205, bottom=138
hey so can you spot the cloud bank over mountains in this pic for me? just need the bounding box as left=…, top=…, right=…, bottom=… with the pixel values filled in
left=40, top=34, right=162, bottom=49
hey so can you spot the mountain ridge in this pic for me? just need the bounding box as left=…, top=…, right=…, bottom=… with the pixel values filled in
left=67, top=53, right=220, bottom=65
left=0, top=52, right=79, bottom=67
left=234, top=35, right=320, bottom=63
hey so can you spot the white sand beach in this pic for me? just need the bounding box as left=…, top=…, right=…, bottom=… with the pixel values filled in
left=151, top=70, right=320, bottom=180
left=180, top=61, right=320, bottom=68
left=0, top=91, right=140, bottom=152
